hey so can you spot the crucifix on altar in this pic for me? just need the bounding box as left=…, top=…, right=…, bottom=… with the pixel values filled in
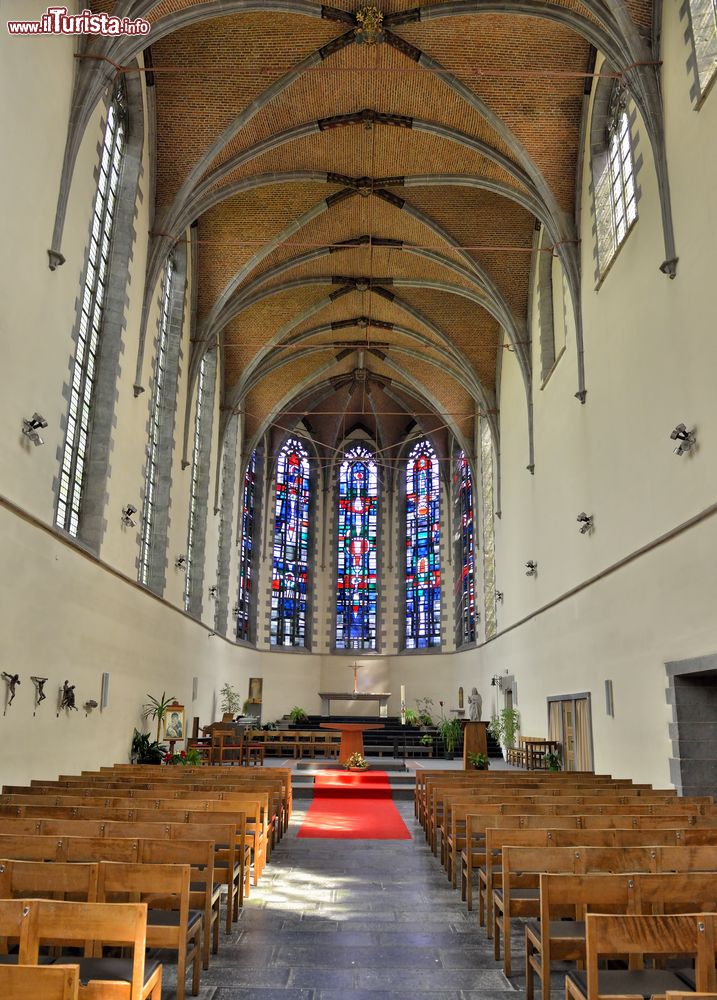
left=347, top=661, right=366, bottom=695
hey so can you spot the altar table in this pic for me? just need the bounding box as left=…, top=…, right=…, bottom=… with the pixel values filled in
left=318, top=692, right=391, bottom=718
left=320, top=722, right=385, bottom=764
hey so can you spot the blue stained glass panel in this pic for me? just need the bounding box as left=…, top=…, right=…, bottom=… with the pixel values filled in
left=271, top=438, right=310, bottom=647
left=456, top=450, right=476, bottom=644
left=236, top=449, right=257, bottom=642
left=406, top=440, right=441, bottom=648
left=336, top=445, right=378, bottom=650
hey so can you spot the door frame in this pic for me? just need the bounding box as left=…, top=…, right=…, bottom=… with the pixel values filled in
left=546, top=692, right=594, bottom=771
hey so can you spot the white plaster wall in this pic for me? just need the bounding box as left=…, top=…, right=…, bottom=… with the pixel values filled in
left=480, top=2, right=717, bottom=785
left=0, top=1, right=104, bottom=523
left=0, top=500, right=248, bottom=787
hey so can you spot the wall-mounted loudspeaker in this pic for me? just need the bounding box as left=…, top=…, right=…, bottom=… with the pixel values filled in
left=100, top=672, right=110, bottom=710
left=604, top=679, right=614, bottom=717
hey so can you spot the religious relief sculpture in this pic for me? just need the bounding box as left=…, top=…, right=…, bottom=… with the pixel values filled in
left=468, top=686, right=482, bottom=722
left=1, top=672, right=20, bottom=709
left=31, top=676, right=47, bottom=704
left=59, top=680, right=77, bottom=712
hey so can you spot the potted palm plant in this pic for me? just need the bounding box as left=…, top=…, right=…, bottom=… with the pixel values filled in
left=437, top=717, right=462, bottom=759
left=141, top=692, right=176, bottom=743
left=488, top=708, right=520, bottom=760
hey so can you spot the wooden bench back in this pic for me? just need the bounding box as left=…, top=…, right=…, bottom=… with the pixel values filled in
left=0, top=964, right=79, bottom=999
left=0, top=859, right=98, bottom=902
left=585, top=912, right=716, bottom=995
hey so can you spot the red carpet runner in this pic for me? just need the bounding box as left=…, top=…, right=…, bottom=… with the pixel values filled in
left=297, top=770, right=412, bottom=840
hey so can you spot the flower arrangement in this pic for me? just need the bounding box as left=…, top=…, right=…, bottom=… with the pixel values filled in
left=163, top=748, right=201, bottom=766
left=344, top=752, right=369, bottom=770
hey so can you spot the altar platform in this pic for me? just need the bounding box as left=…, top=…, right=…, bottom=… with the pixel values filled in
left=318, top=691, right=391, bottom=717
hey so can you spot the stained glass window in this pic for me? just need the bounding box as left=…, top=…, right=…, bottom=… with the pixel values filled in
left=56, top=85, right=126, bottom=537
left=405, top=440, right=441, bottom=649
left=481, top=420, right=497, bottom=639
left=184, top=354, right=208, bottom=613
left=236, top=449, right=257, bottom=642
left=456, top=451, right=476, bottom=645
left=139, top=257, right=174, bottom=587
left=270, top=438, right=311, bottom=647
left=336, top=445, right=378, bottom=650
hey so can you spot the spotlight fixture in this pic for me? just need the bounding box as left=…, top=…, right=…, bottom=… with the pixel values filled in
left=175, top=555, right=187, bottom=569
left=232, top=605, right=240, bottom=619
left=120, top=504, right=137, bottom=528
left=490, top=674, right=503, bottom=689
left=495, top=590, right=504, bottom=603
left=208, top=585, right=218, bottom=600
left=577, top=512, right=594, bottom=534
left=525, top=561, right=538, bottom=577
left=21, top=413, right=48, bottom=446
left=670, top=423, right=696, bottom=456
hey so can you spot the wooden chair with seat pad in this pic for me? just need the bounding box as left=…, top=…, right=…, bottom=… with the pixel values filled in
left=138, top=838, right=218, bottom=972
left=526, top=871, right=636, bottom=1000
left=565, top=912, right=716, bottom=1000
left=0, top=963, right=80, bottom=999
left=98, top=861, right=200, bottom=1000
left=22, top=898, right=162, bottom=1000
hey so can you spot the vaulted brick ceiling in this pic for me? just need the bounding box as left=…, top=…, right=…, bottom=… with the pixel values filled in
left=95, top=0, right=652, bottom=463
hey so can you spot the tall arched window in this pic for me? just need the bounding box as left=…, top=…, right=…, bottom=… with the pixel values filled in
left=591, top=82, right=638, bottom=276
left=481, top=420, right=497, bottom=639
left=184, top=351, right=216, bottom=617
left=270, top=438, right=311, bottom=647
left=455, top=451, right=476, bottom=646
left=336, top=445, right=379, bottom=651
left=405, top=440, right=441, bottom=649
left=237, top=449, right=257, bottom=642
left=685, top=0, right=717, bottom=101
left=139, top=255, right=181, bottom=592
left=56, top=85, right=127, bottom=538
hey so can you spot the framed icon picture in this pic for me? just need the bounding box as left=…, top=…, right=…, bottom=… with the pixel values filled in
left=248, top=677, right=263, bottom=703
left=162, top=704, right=185, bottom=741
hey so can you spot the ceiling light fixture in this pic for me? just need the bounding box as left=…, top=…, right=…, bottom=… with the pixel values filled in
left=22, top=413, right=48, bottom=446
left=670, top=423, right=696, bottom=456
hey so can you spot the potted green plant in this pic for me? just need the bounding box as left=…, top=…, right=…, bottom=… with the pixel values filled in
left=130, top=729, right=166, bottom=765
left=437, top=717, right=463, bottom=758
left=545, top=749, right=562, bottom=772
left=141, top=691, right=176, bottom=743
left=415, top=697, right=434, bottom=727
left=288, top=706, right=308, bottom=724
left=220, top=683, right=242, bottom=717
left=403, top=708, right=419, bottom=727
left=419, top=733, right=433, bottom=747
left=467, top=752, right=490, bottom=770
left=488, top=708, right=521, bottom=760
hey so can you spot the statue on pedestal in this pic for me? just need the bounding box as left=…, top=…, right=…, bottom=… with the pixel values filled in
left=468, top=687, right=482, bottom=722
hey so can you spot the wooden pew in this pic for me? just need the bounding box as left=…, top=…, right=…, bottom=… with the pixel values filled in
left=22, top=898, right=162, bottom=1000
left=98, top=861, right=200, bottom=1000
left=565, top=912, right=716, bottom=1000
left=0, top=964, right=80, bottom=999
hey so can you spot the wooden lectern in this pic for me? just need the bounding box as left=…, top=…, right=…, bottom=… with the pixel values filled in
left=462, top=721, right=488, bottom=769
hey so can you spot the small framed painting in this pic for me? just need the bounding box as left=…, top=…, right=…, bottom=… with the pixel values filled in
left=248, top=677, right=263, bottom=703
left=162, top=704, right=185, bottom=741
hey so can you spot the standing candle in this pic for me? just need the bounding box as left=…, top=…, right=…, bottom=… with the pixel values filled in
left=400, top=684, right=406, bottom=725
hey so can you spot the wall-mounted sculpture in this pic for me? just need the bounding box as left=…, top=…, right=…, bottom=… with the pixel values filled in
left=58, top=680, right=77, bottom=715
left=1, top=672, right=20, bottom=714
